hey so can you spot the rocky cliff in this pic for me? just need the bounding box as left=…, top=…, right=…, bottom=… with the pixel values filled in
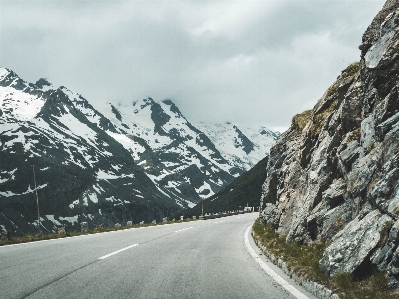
left=260, top=0, right=399, bottom=288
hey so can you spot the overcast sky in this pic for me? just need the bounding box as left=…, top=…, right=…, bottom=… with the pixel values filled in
left=0, top=0, right=386, bottom=132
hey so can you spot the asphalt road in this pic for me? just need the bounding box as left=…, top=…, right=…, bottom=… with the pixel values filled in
left=0, top=213, right=317, bottom=299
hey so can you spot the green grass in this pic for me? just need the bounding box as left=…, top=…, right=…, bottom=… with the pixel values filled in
left=327, top=86, right=339, bottom=97
left=313, top=100, right=337, bottom=132
left=291, top=109, right=312, bottom=132
left=252, top=219, right=393, bottom=299
left=0, top=218, right=198, bottom=246
left=252, top=219, right=328, bottom=282
left=342, top=62, right=360, bottom=78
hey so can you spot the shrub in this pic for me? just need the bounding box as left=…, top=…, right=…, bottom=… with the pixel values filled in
left=252, top=219, right=393, bottom=298
left=291, top=109, right=312, bottom=132
left=312, top=100, right=337, bottom=134
left=342, top=62, right=360, bottom=78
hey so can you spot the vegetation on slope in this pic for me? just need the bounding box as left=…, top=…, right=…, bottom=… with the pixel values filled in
left=183, top=155, right=269, bottom=217
left=252, top=219, right=394, bottom=299
left=291, top=109, right=312, bottom=132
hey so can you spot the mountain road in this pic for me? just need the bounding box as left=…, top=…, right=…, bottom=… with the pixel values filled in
left=0, top=213, right=317, bottom=299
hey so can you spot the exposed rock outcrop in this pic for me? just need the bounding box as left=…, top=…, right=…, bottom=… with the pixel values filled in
left=260, top=0, right=399, bottom=286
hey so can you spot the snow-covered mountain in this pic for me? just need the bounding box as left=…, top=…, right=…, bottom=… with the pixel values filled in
left=0, top=67, right=278, bottom=235
left=0, top=69, right=180, bottom=235
left=195, top=122, right=279, bottom=171
left=99, top=99, right=243, bottom=203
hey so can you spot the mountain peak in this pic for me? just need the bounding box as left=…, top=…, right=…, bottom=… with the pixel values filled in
left=162, top=99, right=173, bottom=105
left=0, top=68, right=12, bottom=81
left=35, top=78, right=52, bottom=89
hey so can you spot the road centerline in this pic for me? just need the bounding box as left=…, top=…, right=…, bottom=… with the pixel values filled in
left=174, top=226, right=193, bottom=233
left=98, top=243, right=139, bottom=260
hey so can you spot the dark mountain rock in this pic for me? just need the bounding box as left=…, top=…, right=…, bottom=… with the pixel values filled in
left=35, top=78, right=51, bottom=89
left=0, top=72, right=181, bottom=235
left=185, top=156, right=269, bottom=216
left=0, top=68, right=278, bottom=236
left=233, top=125, right=254, bottom=154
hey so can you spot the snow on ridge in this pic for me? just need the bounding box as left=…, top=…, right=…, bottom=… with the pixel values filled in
left=59, top=215, right=79, bottom=224
left=195, top=182, right=214, bottom=199
left=0, top=68, right=10, bottom=80
left=0, top=86, right=46, bottom=120
left=195, top=121, right=277, bottom=170
left=97, top=170, right=118, bottom=180
left=0, top=183, right=48, bottom=197
left=45, top=215, right=62, bottom=226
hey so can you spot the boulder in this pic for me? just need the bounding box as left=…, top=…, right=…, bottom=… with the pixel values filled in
left=319, top=209, right=392, bottom=277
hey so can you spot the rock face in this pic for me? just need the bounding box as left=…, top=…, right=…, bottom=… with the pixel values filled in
left=260, top=0, right=399, bottom=287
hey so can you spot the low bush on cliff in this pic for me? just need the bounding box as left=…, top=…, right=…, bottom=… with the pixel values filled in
left=342, top=62, right=360, bottom=78
left=312, top=99, right=337, bottom=134
left=252, top=219, right=393, bottom=299
left=252, top=219, right=328, bottom=281
left=291, top=109, right=312, bottom=132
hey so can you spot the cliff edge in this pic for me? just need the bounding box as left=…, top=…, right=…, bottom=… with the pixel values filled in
left=260, top=0, right=399, bottom=287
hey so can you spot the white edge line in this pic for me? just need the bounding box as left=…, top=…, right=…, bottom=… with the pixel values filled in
left=245, top=225, right=310, bottom=299
left=98, top=244, right=139, bottom=260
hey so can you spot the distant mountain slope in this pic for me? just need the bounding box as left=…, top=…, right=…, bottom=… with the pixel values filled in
left=184, top=155, right=269, bottom=217
left=0, top=68, right=278, bottom=235
left=196, top=122, right=278, bottom=171
left=0, top=69, right=178, bottom=235
left=99, top=99, right=241, bottom=203
left=99, top=100, right=279, bottom=204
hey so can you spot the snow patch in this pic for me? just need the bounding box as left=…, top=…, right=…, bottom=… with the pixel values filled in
left=45, top=215, right=62, bottom=226
left=59, top=216, right=79, bottom=224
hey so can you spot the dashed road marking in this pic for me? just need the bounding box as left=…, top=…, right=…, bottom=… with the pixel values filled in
left=175, top=227, right=193, bottom=233
left=98, top=244, right=139, bottom=260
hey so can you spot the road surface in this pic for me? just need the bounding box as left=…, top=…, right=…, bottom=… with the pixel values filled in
left=0, top=213, right=317, bottom=299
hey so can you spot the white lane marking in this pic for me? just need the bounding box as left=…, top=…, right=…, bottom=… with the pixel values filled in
left=175, top=227, right=193, bottom=233
left=98, top=244, right=139, bottom=260
left=245, top=225, right=310, bottom=299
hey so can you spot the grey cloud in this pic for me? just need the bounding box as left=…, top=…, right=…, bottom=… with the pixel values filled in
left=0, top=0, right=386, bottom=130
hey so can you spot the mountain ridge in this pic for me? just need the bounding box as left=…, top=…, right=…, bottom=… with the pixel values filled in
left=0, top=67, right=278, bottom=235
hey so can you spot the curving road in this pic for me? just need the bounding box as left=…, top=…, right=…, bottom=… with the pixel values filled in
left=0, top=213, right=317, bottom=299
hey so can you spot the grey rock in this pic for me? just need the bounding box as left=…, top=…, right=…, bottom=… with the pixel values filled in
left=322, top=179, right=346, bottom=208
left=319, top=210, right=392, bottom=277
left=0, top=231, right=10, bottom=240
left=338, top=141, right=360, bottom=171
left=80, top=222, right=88, bottom=233
left=372, top=218, right=399, bottom=271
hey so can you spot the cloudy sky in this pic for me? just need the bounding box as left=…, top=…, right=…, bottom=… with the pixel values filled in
left=0, top=0, right=385, bottom=132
